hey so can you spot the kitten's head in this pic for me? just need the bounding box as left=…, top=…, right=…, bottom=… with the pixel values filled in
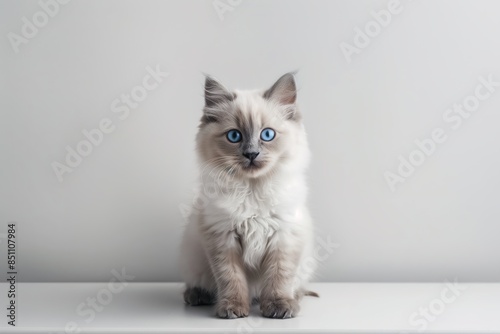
left=196, top=73, right=309, bottom=180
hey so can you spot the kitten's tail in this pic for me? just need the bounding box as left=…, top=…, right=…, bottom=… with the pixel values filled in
left=304, top=290, right=320, bottom=298
left=296, top=289, right=320, bottom=299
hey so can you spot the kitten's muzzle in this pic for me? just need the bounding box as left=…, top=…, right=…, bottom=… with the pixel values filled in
left=243, top=151, right=259, bottom=162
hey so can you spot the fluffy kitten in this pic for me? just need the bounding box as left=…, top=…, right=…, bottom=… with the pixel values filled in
left=180, top=73, right=316, bottom=319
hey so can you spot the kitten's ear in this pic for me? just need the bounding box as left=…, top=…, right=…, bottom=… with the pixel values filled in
left=204, top=75, right=234, bottom=108
left=263, top=72, right=297, bottom=105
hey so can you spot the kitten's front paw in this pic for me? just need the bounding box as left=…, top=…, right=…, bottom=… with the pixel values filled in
left=215, top=298, right=249, bottom=319
left=260, top=298, right=300, bottom=319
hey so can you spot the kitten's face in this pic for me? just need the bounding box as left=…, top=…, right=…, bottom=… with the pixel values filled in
left=196, top=73, right=306, bottom=179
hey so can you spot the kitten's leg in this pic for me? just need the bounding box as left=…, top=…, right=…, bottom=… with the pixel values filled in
left=183, top=286, right=216, bottom=306
left=259, top=231, right=303, bottom=319
left=204, top=230, right=250, bottom=319
left=180, top=219, right=217, bottom=305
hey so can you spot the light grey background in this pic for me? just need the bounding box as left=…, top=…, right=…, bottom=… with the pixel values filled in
left=1, top=0, right=499, bottom=282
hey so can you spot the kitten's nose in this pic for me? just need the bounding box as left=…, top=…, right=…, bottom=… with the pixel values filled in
left=243, top=152, right=259, bottom=162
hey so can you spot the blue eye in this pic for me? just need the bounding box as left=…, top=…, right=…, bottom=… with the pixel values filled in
left=226, top=129, right=242, bottom=143
left=260, top=128, right=275, bottom=141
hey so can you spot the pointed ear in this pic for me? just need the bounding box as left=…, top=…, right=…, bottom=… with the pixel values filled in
left=263, top=72, right=297, bottom=105
left=204, top=75, right=234, bottom=108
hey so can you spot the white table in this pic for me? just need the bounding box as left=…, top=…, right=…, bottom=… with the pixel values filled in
left=1, top=282, right=499, bottom=333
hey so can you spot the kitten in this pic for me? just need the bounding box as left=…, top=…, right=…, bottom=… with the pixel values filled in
left=179, top=73, right=316, bottom=319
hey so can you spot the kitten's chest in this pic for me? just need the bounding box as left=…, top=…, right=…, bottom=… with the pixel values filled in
left=234, top=190, right=275, bottom=217
left=216, top=179, right=283, bottom=218
left=228, top=186, right=282, bottom=267
left=233, top=214, right=278, bottom=268
left=208, top=179, right=300, bottom=267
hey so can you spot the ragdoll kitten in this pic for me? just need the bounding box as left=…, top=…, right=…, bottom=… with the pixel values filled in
left=180, top=73, right=316, bottom=319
